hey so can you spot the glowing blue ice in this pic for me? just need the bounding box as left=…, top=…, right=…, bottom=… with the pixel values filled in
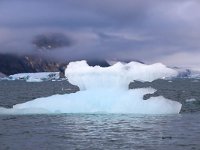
left=0, top=61, right=182, bottom=115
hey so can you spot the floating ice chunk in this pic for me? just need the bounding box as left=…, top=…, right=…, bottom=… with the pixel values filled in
left=0, top=60, right=181, bottom=115
left=8, top=72, right=60, bottom=82
left=26, top=78, right=43, bottom=82
left=0, top=72, right=7, bottom=78
left=186, top=98, right=196, bottom=102
left=0, top=107, right=50, bottom=115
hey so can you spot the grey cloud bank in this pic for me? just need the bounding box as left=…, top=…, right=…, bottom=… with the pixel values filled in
left=0, top=0, right=200, bottom=68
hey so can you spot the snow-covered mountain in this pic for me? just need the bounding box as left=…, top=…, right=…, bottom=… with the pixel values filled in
left=173, top=67, right=200, bottom=79
left=1, top=58, right=200, bottom=82
left=0, top=53, right=64, bottom=76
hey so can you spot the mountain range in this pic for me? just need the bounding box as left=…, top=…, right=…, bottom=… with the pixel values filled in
left=0, top=53, right=111, bottom=76
left=1, top=53, right=200, bottom=79
left=0, top=54, right=63, bottom=76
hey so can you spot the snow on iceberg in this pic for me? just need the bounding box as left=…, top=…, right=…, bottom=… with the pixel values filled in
left=66, top=61, right=178, bottom=90
left=9, top=72, right=60, bottom=82
left=0, top=60, right=182, bottom=115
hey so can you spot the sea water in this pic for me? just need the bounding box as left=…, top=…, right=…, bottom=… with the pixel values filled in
left=0, top=80, right=200, bottom=149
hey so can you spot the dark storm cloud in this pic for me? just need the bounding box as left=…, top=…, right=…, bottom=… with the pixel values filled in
left=0, top=0, right=200, bottom=67
left=32, top=33, right=74, bottom=50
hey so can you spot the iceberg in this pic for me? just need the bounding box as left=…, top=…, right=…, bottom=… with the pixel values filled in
left=174, top=67, right=200, bottom=79
left=0, top=72, right=7, bottom=78
left=8, top=72, right=60, bottom=82
left=185, top=98, right=196, bottom=102
left=0, top=60, right=182, bottom=115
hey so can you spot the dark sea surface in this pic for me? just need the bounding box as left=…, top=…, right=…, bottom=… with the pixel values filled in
left=0, top=79, right=200, bottom=150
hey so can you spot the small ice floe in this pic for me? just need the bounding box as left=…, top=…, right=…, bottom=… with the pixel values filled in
left=26, top=78, right=43, bottom=82
left=186, top=98, right=196, bottom=102
left=8, top=72, right=60, bottom=82
left=168, top=80, right=173, bottom=83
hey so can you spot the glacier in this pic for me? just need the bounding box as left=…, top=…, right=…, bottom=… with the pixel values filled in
left=0, top=60, right=182, bottom=115
left=8, top=72, right=60, bottom=82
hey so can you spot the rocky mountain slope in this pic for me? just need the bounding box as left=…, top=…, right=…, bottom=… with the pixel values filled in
left=0, top=54, right=63, bottom=76
left=0, top=53, right=110, bottom=76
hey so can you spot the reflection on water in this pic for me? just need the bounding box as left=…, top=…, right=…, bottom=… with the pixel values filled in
left=0, top=113, right=200, bottom=150
left=0, top=80, right=200, bottom=149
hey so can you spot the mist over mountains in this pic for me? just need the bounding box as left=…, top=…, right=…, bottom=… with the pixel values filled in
left=32, top=33, right=73, bottom=50
left=0, top=32, right=196, bottom=78
left=0, top=53, right=111, bottom=76
left=0, top=53, right=61, bottom=75
left=0, top=33, right=71, bottom=75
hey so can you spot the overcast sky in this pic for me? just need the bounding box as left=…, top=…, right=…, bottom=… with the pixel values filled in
left=0, top=0, right=200, bottom=68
